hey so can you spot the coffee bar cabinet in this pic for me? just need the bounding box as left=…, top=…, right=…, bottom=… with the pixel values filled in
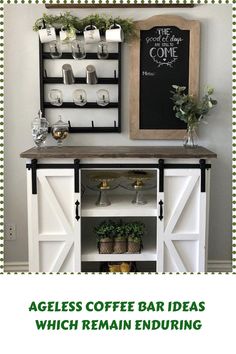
left=20, top=146, right=217, bottom=273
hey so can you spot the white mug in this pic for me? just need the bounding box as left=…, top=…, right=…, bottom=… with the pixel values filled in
left=83, top=25, right=101, bottom=44
left=38, top=27, right=56, bottom=43
left=59, top=27, right=76, bottom=43
left=105, top=24, right=124, bottom=43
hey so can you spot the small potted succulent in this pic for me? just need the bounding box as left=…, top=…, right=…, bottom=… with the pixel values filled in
left=94, top=220, right=115, bottom=254
left=125, top=222, right=145, bottom=253
left=113, top=221, right=127, bottom=254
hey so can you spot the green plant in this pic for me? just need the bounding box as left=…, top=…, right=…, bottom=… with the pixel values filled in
left=94, top=220, right=115, bottom=241
left=33, top=13, right=61, bottom=31
left=170, top=85, right=217, bottom=128
left=33, top=12, right=136, bottom=42
left=114, top=221, right=127, bottom=241
left=125, top=222, right=145, bottom=242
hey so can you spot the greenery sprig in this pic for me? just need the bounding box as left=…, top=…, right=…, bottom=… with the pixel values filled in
left=125, top=222, right=145, bottom=240
left=94, top=220, right=115, bottom=241
left=33, top=12, right=136, bottom=42
left=170, top=85, right=217, bottom=128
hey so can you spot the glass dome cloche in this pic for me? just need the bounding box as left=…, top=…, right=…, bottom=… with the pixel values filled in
left=51, top=115, right=69, bottom=147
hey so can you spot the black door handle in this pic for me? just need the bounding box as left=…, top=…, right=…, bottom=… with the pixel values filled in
left=159, top=200, right=163, bottom=221
left=75, top=200, right=80, bottom=221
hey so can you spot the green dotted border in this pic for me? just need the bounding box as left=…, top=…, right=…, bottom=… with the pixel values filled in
left=0, top=0, right=3, bottom=276
left=0, top=0, right=234, bottom=275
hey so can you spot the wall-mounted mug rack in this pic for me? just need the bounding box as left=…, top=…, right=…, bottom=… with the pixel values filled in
left=39, top=30, right=121, bottom=133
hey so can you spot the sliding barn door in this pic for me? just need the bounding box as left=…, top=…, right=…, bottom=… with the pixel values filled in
left=27, top=169, right=81, bottom=272
left=157, top=169, right=207, bottom=272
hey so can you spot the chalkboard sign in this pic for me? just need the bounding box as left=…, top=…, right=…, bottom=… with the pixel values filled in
left=130, top=16, right=200, bottom=140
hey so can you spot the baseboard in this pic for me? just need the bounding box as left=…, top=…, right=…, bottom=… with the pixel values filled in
left=207, top=260, right=232, bottom=273
left=3, top=260, right=233, bottom=273
left=4, top=262, right=29, bottom=272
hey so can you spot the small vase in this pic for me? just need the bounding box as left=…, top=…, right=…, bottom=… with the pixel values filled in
left=183, top=125, right=199, bottom=148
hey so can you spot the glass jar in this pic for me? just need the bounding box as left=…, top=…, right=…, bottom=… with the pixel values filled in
left=97, top=41, right=109, bottom=59
left=31, top=111, right=49, bottom=148
left=96, top=89, right=110, bottom=106
left=71, top=40, right=86, bottom=59
left=49, top=41, right=62, bottom=59
left=73, top=89, right=87, bottom=106
left=183, top=125, right=199, bottom=148
left=48, top=89, right=63, bottom=106
left=51, top=116, right=69, bottom=147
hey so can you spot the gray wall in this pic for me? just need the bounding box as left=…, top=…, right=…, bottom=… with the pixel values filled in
left=4, top=4, right=232, bottom=263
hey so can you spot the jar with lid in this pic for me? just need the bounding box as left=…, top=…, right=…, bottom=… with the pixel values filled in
left=51, top=115, right=69, bottom=146
left=31, top=110, right=49, bottom=148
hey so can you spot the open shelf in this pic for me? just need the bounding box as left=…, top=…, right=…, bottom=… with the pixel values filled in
left=43, top=52, right=119, bottom=60
left=81, top=248, right=157, bottom=262
left=81, top=195, right=157, bottom=217
left=81, top=216, right=157, bottom=265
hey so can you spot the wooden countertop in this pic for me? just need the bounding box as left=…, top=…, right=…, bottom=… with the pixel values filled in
left=20, top=146, right=217, bottom=159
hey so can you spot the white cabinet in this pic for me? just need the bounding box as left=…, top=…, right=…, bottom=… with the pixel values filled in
left=25, top=157, right=210, bottom=273
left=27, top=168, right=81, bottom=272
left=157, top=168, right=208, bottom=272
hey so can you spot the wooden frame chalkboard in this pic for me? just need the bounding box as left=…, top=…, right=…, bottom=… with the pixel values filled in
left=130, top=15, right=200, bottom=140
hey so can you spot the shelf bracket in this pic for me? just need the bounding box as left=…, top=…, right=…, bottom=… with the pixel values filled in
left=31, top=159, right=38, bottom=195
left=74, top=159, right=80, bottom=193
left=199, top=159, right=206, bottom=193
left=158, top=159, right=164, bottom=193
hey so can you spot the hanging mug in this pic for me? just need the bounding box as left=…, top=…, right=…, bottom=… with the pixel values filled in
left=86, top=65, right=98, bottom=85
left=38, top=26, right=56, bottom=43
left=59, top=27, right=76, bottom=43
left=83, top=25, right=101, bottom=44
left=105, top=24, right=124, bottom=43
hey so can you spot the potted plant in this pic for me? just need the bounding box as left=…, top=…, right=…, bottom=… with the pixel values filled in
left=94, top=220, right=115, bottom=254
left=125, top=222, right=145, bottom=253
left=113, top=221, right=127, bottom=254
left=170, top=85, right=217, bottom=148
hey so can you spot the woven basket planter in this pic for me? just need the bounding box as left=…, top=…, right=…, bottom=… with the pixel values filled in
left=98, top=238, right=113, bottom=254
left=127, top=240, right=141, bottom=254
left=113, top=240, right=127, bottom=254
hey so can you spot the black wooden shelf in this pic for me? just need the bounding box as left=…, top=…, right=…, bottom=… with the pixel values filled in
left=40, top=41, right=122, bottom=133
left=43, top=52, right=119, bottom=60
left=44, top=102, right=118, bottom=109
left=70, top=126, right=120, bottom=133
left=48, top=126, right=120, bottom=133
left=44, top=77, right=118, bottom=84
